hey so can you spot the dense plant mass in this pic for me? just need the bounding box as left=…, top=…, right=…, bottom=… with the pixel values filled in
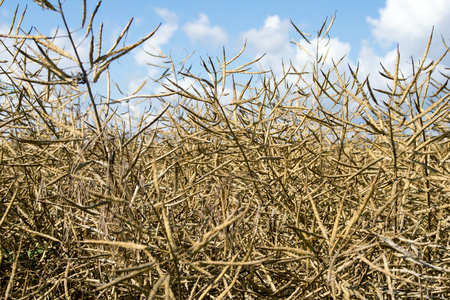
left=1, top=1, right=449, bottom=299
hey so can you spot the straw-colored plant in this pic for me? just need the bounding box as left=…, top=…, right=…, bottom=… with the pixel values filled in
left=1, top=1, right=449, bottom=299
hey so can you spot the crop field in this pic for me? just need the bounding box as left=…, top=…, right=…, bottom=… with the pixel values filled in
left=1, top=2, right=450, bottom=299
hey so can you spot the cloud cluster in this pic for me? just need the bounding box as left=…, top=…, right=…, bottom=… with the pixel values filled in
left=240, top=15, right=353, bottom=75
left=128, top=0, right=450, bottom=110
left=361, top=0, right=450, bottom=88
left=4, top=1, right=449, bottom=117
left=130, top=8, right=179, bottom=95
left=182, top=13, right=228, bottom=47
left=241, top=15, right=292, bottom=56
left=367, top=0, right=450, bottom=51
left=134, top=8, right=178, bottom=68
left=238, top=16, right=295, bottom=73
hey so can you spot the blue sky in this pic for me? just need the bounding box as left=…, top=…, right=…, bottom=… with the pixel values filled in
left=1, top=0, right=450, bottom=112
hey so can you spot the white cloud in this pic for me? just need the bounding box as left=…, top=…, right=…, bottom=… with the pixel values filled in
left=367, top=0, right=450, bottom=56
left=357, top=40, right=401, bottom=89
left=240, top=15, right=293, bottom=70
left=134, top=8, right=178, bottom=68
left=182, top=13, right=228, bottom=47
left=293, top=37, right=352, bottom=70
left=242, top=15, right=291, bottom=55
left=358, top=0, right=450, bottom=91
left=241, top=15, right=352, bottom=77
left=130, top=7, right=179, bottom=96
left=155, top=7, right=178, bottom=24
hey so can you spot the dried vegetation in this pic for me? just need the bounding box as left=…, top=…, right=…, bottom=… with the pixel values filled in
left=1, top=1, right=450, bottom=299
